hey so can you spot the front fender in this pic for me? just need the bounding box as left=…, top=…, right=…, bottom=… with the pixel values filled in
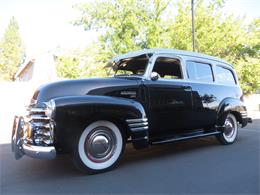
left=216, top=97, right=247, bottom=128
left=53, top=95, right=148, bottom=150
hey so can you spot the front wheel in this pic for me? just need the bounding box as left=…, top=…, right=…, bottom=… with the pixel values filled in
left=216, top=113, right=238, bottom=145
left=73, top=120, right=125, bottom=174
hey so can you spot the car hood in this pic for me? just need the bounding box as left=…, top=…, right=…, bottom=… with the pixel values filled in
left=33, top=77, right=141, bottom=104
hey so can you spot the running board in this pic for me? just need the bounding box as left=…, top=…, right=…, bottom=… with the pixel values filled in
left=151, top=130, right=221, bottom=145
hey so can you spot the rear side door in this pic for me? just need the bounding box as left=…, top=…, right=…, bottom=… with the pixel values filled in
left=185, top=59, right=218, bottom=129
left=143, top=54, right=193, bottom=136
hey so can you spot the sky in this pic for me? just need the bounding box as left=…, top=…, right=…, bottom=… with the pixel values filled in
left=0, top=0, right=259, bottom=57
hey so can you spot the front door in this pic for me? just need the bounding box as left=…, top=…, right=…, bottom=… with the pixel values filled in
left=144, top=55, right=193, bottom=137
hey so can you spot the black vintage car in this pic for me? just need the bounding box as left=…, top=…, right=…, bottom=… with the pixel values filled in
left=12, top=49, right=252, bottom=174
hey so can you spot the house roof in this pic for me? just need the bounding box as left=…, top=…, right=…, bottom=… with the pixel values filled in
left=14, top=59, right=35, bottom=79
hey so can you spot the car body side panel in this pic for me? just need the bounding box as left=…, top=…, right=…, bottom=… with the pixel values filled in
left=188, top=82, right=242, bottom=128
left=35, top=77, right=142, bottom=104
left=144, top=79, right=193, bottom=136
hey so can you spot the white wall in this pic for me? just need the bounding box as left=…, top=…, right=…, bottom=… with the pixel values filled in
left=244, top=94, right=260, bottom=111
left=0, top=82, right=39, bottom=144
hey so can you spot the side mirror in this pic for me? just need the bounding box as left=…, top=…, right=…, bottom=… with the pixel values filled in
left=151, top=72, right=159, bottom=81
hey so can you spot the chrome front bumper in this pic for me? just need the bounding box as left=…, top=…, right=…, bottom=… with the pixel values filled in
left=22, top=143, right=56, bottom=160
left=11, top=116, right=56, bottom=160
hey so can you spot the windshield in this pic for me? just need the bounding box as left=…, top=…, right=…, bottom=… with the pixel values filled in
left=108, top=54, right=150, bottom=77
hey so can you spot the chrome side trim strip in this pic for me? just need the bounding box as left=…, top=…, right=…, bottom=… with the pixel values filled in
left=130, top=126, right=149, bottom=131
left=128, top=122, right=148, bottom=127
left=126, top=118, right=149, bottom=131
left=126, top=118, right=148, bottom=123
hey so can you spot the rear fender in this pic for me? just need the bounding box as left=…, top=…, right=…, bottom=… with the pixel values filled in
left=216, top=97, right=247, bottom=129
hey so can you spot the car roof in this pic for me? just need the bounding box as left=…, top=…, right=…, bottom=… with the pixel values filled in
left=110, top=48, right=233, bottom=68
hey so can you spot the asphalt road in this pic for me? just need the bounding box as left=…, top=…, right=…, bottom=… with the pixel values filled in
left=1, top=119, right=259, bottom=194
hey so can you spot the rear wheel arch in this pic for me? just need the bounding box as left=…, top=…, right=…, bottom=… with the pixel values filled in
left=216, top=97, right=246, bottom=127
left=230, top=111, right=242, bottom=125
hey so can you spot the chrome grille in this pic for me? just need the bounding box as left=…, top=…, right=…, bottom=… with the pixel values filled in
left=28, top=107, right=54, bottom=146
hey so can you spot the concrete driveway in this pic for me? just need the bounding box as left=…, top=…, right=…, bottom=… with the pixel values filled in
left=1, top=118, right=259, bottom=194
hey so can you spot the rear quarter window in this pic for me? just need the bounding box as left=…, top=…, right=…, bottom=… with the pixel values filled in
left=186, top=61, right=214, bottom=83
left=215, top=65, right=236, bottom=85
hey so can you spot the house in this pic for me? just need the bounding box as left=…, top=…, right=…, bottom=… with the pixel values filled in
left=15, top=52, right=57, bottom=83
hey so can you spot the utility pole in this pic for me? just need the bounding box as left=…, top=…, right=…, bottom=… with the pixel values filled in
left=191, top=0, right=196, bottom=52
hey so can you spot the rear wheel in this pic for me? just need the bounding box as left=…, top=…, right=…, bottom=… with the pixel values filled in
left=217, top=113, right=238, bottom=145
left=73, top=120, right=125, bottom=174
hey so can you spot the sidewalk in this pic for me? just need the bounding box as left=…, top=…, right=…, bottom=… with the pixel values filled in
left=248, top=110, right=260, bottom=120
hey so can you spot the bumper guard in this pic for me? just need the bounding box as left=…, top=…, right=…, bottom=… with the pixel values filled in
left=11, top=116, right=56, bottom=160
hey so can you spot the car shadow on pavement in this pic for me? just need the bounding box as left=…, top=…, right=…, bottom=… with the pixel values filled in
left=1, top=136, right=219, bottom=177
left=121, top=136, right=220, bottom=166
left=0, top=143, right=78, bottom=177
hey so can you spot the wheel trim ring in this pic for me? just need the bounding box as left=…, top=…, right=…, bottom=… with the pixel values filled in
left=224, top=118, right=234, bottom=138
left=223, top=115, right=237, bottom=142
left=84, top=127, right=117, bottom=163
left=78, top=120, right=123, bottom=170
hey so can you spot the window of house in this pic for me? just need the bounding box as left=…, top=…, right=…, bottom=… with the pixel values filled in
left=152, top=57, right=182, bottom=79
left=215, top=65, right=236, bottom=85
left=186, top=61, right=213, bottom=83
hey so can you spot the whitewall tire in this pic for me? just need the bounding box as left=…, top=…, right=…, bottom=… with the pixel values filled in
left=73, top=120, right=125, bottom=174
left=217, top=113, right=238, bottom=145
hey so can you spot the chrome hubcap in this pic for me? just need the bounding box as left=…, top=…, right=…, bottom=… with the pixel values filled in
left=224, top=117, right=235, bottom=138
left=85, top=127, right=116, bottom=163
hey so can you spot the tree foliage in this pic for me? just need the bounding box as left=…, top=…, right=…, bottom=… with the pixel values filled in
left=69, top=0, right=260, bottom=93
left=0, top=17, right=25, bottom=81
left=55, top=55, right=81, bottom=79
left=55, top=47, right=107, bottom=79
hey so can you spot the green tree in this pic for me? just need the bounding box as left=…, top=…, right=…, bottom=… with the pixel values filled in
left=236, top=57, right=260, bottom=94
left=74, top=0, right=173, bottom=56
left=56, top=55, right=81, bottom=79
left=72, top=0, right=259, bottom=93
left=0, top=16, right=25, bottom=81
left=166, top=0, right=260, bottom=93
left=55, top=47, right=108, bottom=79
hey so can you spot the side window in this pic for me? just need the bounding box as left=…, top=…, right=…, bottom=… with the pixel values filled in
left=152, top=57, right=182, bottom=79
left=215, top=65, right=236, bottom=85
left=186, top=61, right=213, bottom=83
